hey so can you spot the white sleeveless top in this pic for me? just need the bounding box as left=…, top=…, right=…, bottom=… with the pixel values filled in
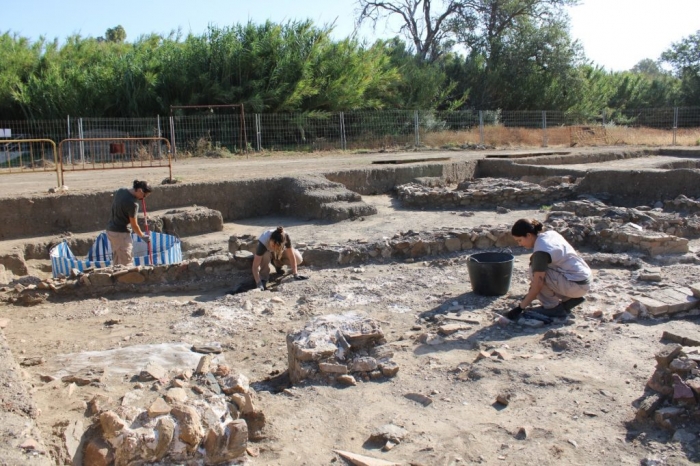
left=534, top=230, right=591, bottom=282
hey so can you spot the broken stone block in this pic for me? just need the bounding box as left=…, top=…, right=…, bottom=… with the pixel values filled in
left=655, top=344, right=683, bottom=368
left=83, top=438, right=114, bottom=466
left=148, top=398, right=171, bottom=418
left=220, top=373, right=250, bottom=395
left=203, top=419, right=248, bottom=463
left=496, top=391, right=512, bottom=406
left=165, top=387, right=188, bottom=404
left=153, top=417, right=175, bottom=461
left=632, top=296, right=669, bottom=316
left=635, top=394, right=664, bottom=421
left=438, top=323, right=470, bottom=335
left=669, top=358, right=698, bottom=377
left=100, top=411, right=127, bottom=438
left=647, top=368, right=673, bottom=395
left=196, top=354, right=212, bottom=374
left=638, top=267, right=662, bottom=282
left=369, top=424, right=408, bottom=445
left=230, top=392, right=256, bottom=414
left=337, top=374, right=357, bottom=386
left=378, top=361, right=399, bottom=377
left=170, top=404, right=204, bottom=450
left=319, top=362, right=348, bottom=374
left=654, top=406, right=684, bottom=430
left=662, top=331, right=700, bottom=347
left=351, top=357, right=378, bottom=372
left=404, top=392, right=432, bottom=407
left=650, top=288, right=699, bottom=313
left=672, top=374, right=696, bottom=405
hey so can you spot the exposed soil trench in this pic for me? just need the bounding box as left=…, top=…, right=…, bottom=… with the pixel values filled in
left=1, top=148, right=700, bottom=466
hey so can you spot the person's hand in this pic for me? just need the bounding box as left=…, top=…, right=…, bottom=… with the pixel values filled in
left=505, top=305, right=522, bottom=321
left=293, top=274, right=309, bottom=280
left=142, top=235, right=151, bottom=243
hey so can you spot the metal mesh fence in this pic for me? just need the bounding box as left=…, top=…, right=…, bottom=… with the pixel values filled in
left=2, top=108, right=700, bottom=160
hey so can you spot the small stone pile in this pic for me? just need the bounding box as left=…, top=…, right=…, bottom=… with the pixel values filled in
left=396, top=177, right=576, bottom=209
left=664, top=194, right=700, bottom=214
left=80, top=358, right=264, bottom=465
left=637, top=335, right=700, bottom=441
left=286, top=312, right=399, bottom=385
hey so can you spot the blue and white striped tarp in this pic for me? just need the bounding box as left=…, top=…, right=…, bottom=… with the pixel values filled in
left=50, top=231, right=182, bottom=278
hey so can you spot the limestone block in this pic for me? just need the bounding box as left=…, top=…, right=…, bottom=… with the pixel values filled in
left=650, top=288, right=698, bottom=313
left=117, top=271, right=146, bottom=284
left=655, top=344, right=682, bottom=368
left=220, top=373, right=250, bottom=395
left=319, top=363, right=348, bottom=374
left=444, top=237, right=461, bottom=252
left=632, top=296, right=669, bottom=316
left=170, top=404, right=203, bottom=449
left=203, top=420, right=248, bottom=464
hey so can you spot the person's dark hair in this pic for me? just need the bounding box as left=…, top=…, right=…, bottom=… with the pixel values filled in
left=133, top=180, right=152, bottom=193
left=511, top=218, right=543, bottom=237
left=270, top=226, right=285, bottom=245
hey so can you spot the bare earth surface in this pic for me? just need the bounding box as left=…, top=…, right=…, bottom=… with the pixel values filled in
left=1, top=148, right=700, bottom=465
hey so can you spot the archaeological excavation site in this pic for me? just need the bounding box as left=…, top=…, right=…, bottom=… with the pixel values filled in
left=1, top=147, right=700, bottom=465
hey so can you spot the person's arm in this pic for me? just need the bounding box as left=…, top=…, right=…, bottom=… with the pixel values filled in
left=284, top=247, right=298, bottom=275
left=251, top=254, right=262, bottom=286
left=520, top=271, right=546, bottom=308
left=129, top=217, right=147, bottom=239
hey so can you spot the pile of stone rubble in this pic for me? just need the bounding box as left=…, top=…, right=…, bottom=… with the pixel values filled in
left=286, top=312, right=400, bottom=385
left=637, top=333, right=700, bottom=444
left=75, top=355, right=263, bottom=465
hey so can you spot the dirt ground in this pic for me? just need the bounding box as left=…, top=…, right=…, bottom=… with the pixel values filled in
left=2, top=192, right=700, bottom=465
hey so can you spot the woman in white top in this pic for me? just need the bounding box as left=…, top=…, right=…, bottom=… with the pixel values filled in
left=252, top=226, right=308, bottom=290
left=506, top=218, right=592, bottom=320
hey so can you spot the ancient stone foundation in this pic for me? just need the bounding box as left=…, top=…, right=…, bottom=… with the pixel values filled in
left=79, top=359, right=263, bottom=465
left=286, top=312, right=400, bottom=385
left=396, top=177, right=577, bottom=209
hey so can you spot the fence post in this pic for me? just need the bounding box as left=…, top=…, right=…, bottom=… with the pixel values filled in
left=169, top=116, right=177, bottom=160
left=66, top=115, right=72, bottom=164
left=339, top=112, right=347, bottom=151
left=157, top=115, right=162, bottom=159
left=601, top=109, right=606, bottom=126
left=542, top=111, right=548, bottom=147
left=414, top=110, right=420, bottom=147
left=78, top=118, right=85, bottom=163
left=673, top=107, right=678, bottom=146
left=479, top=111, right=484, bottom=145
left=255, top=114, right=261, bottom=151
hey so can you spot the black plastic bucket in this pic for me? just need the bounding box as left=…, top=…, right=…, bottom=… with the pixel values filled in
left=466, top=252, right=515, bottom=296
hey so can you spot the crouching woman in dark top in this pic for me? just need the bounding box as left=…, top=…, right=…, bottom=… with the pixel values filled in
left=505, top=219, right=592, bottom=321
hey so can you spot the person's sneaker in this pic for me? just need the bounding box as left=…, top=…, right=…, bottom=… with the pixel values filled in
left=562, top=297, right=585, bottom=311
left=532, top=304, right=569, bottom=318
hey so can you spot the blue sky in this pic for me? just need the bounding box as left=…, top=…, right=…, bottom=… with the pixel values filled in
left=2, top=0, right=698, bottom=71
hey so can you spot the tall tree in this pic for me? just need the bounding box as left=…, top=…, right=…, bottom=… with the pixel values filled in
left=661, top=30, right=700, bottom=106
left=631, top=58, right=663, bottom=77
left=356, top=0, right=462, bottom=62
left=105, top=25, right=127, bottom=43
